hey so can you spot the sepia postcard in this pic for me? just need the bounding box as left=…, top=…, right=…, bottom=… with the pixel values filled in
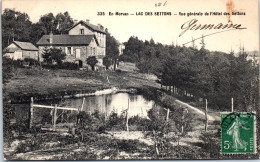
left=1, top=0, right=259, bottom=160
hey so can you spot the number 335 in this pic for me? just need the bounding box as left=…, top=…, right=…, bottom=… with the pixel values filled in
left=97, top=12, right=105, bottom=16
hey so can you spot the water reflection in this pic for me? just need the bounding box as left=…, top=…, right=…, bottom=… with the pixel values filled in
left=58, top=93, right=154, bottom=118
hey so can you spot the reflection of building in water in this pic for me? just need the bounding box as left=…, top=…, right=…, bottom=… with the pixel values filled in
left=57, top=93, right=154, bottom=118
left=84, top=94, right=112, bottom=114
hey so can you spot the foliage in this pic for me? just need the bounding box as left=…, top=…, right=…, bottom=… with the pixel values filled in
left=172, top=107, right=193, bottom=136
left=55, top=12, right=74, bottom=34
left=3, top=103, right=15, bottom=140
left=42, top=47, right=66, bottom=66
left=39, top=13, right=57, bottom=35
left=2, top=57, right=14, bottom=84
left=106, top=29, right=119, bottom=71
left=128, top=116, right=150, bottom=131
left=106, top=111, right=126, bottom=131
left=86, top=56, right=98, bottom=70
left=2, top=9, right=32, bottom=48
left=60, top=62, right=79, bottom=70
left=103, top=56, right=112, bottom=69
left=108, top=139, right=139, bottom=153
left=30, top=23, right=45, bottom=45
left=2, top=9, right=75, bottom=46
left=144, top=105, right=173, bottom=157
left=23, top=58, right=40, bottom=67
left=120, top=36, right=144, bottom=63
left=123, top=36, right=259, bottom=111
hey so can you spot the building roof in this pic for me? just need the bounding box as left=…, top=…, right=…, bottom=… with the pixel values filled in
left=13, top=41, right=38, bottom=51
left=3, top=41, right=38, bottom=53
left=3, top=46, right=20, bottom=53
left=67, top=20, right=106, bottom=34
left=36, top=34, right=99, bottom=46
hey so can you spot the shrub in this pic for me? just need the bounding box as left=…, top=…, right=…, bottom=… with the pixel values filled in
left=42, top=47, right=66, bottom=66
left=103, top=56, right=112, bottom=70
left=2, top=57, right=14, bottom=84
left=106, top=111, right=126, bottom=131
left=60, top=62, right=79, bottom=70
left=86, top=56, right=98, bottom=71
left=108, top=139, right=139, bottom=153
left=128, top=115, right=150, bottom=131
left=144, top=105, right=172, bottom=157
left=23, top=58, right=40, bottom=67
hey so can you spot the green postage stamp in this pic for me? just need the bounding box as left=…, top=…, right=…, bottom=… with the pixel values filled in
left=221, top=112, right=256, bottom=154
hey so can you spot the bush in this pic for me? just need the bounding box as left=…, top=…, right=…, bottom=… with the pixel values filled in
left=103, top=56, right=112, bottom=70
left=128, top=116, right=150, bottom=131
left=60, top=62, right=79, bottom=70
left=172, top=107, right=193, bottom=136
left=2, top=57, right=14, bottom=84
left=108, top=139, right=139, bottom=153
left=86, top=56, right=98, bottom=71
left=42, top=47, right=66, bottom=66
left=106, top=111, right=125, bottom=131
left=23, top=58, right=40, bottom=67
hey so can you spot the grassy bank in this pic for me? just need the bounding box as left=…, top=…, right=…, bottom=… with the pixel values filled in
left=3, top=62, right=159, bottom=103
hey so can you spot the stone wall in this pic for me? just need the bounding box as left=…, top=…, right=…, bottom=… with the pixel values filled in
left=38, top=42, right=104, bottom=67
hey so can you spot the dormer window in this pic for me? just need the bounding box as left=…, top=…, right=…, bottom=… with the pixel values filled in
left=80, top=29, right=84, bottom=35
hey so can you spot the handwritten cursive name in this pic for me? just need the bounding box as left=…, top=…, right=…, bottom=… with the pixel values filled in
left=179, top=18, right=247, bottom=37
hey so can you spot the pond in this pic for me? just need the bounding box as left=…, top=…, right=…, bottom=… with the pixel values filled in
left=13, top=92, right=156, bottom=126
left=48, top=92, right=155, bottom=118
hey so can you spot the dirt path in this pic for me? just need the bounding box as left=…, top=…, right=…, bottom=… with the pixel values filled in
left=173, top=99, right=220, bottom=148
left=175, top=99, right=219, bottom=121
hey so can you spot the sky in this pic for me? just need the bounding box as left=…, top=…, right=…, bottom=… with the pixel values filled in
left=2, top=0, right=259, bottom=53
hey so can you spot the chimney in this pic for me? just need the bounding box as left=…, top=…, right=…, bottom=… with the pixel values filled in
left=74, top=19, right=78, bottom=24
left=49, top=31, right=53, bottom=44
left=86, top=19, right=90, bottom=24
left=98, top=23, right=102, bottom=29
left=97, top=23, right=104, bottom=30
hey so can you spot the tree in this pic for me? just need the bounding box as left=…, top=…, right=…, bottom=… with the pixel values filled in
left=30, top=23, right=46, bottom=45
left=87, top=56, right=98, bottom=70
left=39, top=13, right=57, bottom=34
left=42, top=47, right=66, bottom=66
left=200, top=34, right=205, bottom=49
left=55, top=12, right=74, bottom=34
left=2, top=9, right=32, bottom=48
left=106, top=30, right=119, bottom=71
left=120, top=36, right=144, bottom=63
left=103, top=56, right=112, bottom=70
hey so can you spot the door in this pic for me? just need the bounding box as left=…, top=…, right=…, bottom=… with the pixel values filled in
left=76, top=49, right=81, bottom=58
left=78, top=60, right=83, bottom=68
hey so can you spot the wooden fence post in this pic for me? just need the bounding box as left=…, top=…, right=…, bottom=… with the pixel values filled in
left=126, top=99, right=129, bottom=132
left=231, top=97, right=234, bottom=112
left=81, top=97, right=85, bottom=111
left=29, top=97, right=34, bottom=129
left=53, top=104, right=57, bottom=131
left=181, top=108, right=185, bottom=134
left=166, top=108, right=170, bottom=122
left=205, top=99, right=208, bottom=131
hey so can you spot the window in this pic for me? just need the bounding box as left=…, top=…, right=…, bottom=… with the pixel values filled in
left=68, top=47, right=71, bottom=54
left=80, top=29, right=84, bottom=35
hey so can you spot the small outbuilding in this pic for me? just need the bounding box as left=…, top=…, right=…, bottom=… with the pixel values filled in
left=3, top=41, right=39, bottom=60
